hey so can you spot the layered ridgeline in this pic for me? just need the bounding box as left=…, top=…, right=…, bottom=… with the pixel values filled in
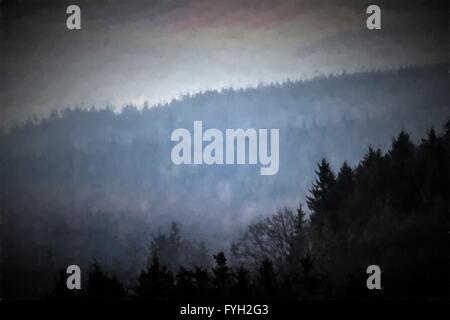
left=0, top=64, right=449, bottom=296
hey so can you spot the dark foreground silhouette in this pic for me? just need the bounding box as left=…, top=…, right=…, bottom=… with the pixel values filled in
left=2, top=65, right=449, bottom=299
left=49, top=122, right=450, bottom=299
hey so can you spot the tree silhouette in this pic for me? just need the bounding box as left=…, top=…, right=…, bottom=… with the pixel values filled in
left=192, top=266, right=211, bottom=299
left=211, top=252, right=233, bottom=298
left=85, top=263, right=126, bottom=299
left=232, top=266, right=251, bottom=299
left=134, top=255, right=173, bottom=299
left=46, top=121, right=450, bottom=300
left=255, top=258, right=278, bottom=299
left=307, top=158, right=338, bottom=238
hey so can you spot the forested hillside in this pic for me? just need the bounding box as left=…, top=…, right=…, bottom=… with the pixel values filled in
left=48, top=124, right=450, bottom=299
left=1, top=64, right=449, bottom=298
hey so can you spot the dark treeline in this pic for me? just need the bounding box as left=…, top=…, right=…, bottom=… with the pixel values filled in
left=49, top=123, right=450, bottom=299
left=1, top=64, right=449, bottom=298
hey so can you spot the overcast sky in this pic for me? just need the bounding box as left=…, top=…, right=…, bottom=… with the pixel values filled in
left=0, top=0, right=447, bottom=130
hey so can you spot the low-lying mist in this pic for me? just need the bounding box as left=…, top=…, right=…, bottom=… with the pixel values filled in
left=0, top=64, right=449, bottom=297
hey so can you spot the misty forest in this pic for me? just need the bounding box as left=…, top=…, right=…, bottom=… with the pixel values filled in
left=0, top=64, right=449, bottom=299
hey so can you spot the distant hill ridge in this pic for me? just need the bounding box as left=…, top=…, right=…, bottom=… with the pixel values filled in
left=0, top=64, right=448, bottom=278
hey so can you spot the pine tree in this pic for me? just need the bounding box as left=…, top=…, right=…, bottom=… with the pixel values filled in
left=192, top=266, right=211, bottom=299
left=255, top=257, right=278, bottom=299
left=85, top=263, right=126, bottom=299
left=336, top=161, right=354, bottom=199
left=287, top=203, right=308, bottom=267
left=307, top=158, right=336, bottom=234
left=388, top=131, right=417, bottom=213
left=296, top=203, right=306, bottom=231
left=334, top=161, right=354, bottom=231
left=212, top=252, right=232, bottom=298
left=134, top=255, right=173, bottom=299
left=233, top=267, right=251, bottom=299
left=389, top=131, right=414, bottom=164
left=174, top=267, right=195, bottom=298
left=307, top=158, right=336, bottom=213
left=150, top=222, right=182, bottom=270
